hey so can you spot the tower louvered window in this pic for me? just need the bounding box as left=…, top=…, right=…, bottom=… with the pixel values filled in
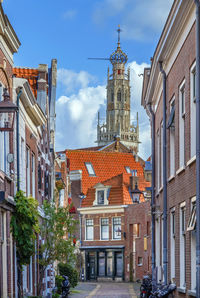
left=117, top=90, right=121, bottom=101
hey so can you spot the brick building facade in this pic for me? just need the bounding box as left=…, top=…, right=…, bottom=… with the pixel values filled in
left=12, top=60, right=57, bottom=297
left=0, top=3, right=20, bottom=297
left=65, top=149, right=151, bottom=282
left=142, top=0, right=198, bottom=296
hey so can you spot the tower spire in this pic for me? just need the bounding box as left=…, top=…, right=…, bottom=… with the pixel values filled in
left=117, top=24, right=121, bottom=48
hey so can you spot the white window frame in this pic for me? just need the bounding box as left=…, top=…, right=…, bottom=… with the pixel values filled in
left=59, top=189, right=65, bottom=207
left=157, top=130, right=160, bottom=191
left=190, top=62, right=196, bottom=158
left=100, top=218, right=109, bottom=240
left=179, top=80, right=185, bottom=168
left=85, top=219, right=94, bottom=241
left=112, top=217, right=121, bottom=240
left=189, top=197, right=196, bottom=292
left=85, top=162, right=96, bottom=176
left=125, top=166, right=131, bottom=174
left=169, top=98, right=175, bottom=177
left=32, top=153, right=35, bottom=198
left=170, top=208, right=175, bottom=280
left=93, top=185, right=109, bottom=206
left=160, top=122, right=163, bottom=187
left=155, top=217, right=161, bottom=282
left=179, top=203, right=186, bottom=289
left=138, top=257, right=143, bottom=267
left=26, top=147, right=30, bottom=196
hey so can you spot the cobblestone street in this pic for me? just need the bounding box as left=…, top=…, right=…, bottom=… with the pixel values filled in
left=69, top=282, right=139, bottom=298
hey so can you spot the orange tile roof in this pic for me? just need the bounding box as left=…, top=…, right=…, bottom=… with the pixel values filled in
left=66, top=150, right=150, bottom=206
left=13, top=67, right=39, bottom=98
left=82, top=173, right=149, bottom=207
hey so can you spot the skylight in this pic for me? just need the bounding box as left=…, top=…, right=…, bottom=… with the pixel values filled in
left=85, top=162, right=96, bottom=176
left=125, top=166, right=131, bottom=173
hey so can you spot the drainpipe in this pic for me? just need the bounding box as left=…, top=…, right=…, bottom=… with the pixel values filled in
left=194, top=1, right=200, bottom=297
left=159, top=61, right=168, bottom=285
left=16, top=87, right=23, bottom=192
left=147, top=104, right=155, bottom=278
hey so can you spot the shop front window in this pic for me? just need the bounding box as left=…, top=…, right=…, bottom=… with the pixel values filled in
left=107, top=252, right=113, bottom=277
left=98, top=252, right=105, bottom=276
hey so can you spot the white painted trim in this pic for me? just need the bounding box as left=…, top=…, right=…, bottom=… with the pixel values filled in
left=85, top=218, right=94, bottom=241
left=78, top=205, right=127, bottom=215
left=112, top=217, right=122, bottom=240
left=93, top=187, right=109, bottom=206
left=170, top=207, right=175, bottom=212
left=100, top=217, right=109, bottom=240
left=187, top=155, right=196, bottom=166
left=176, top=166, right=185, bottom=175
left=180, top=201, right=186, bottom=208
left=145, top=1, right=195, bottom=107
left=168, top=175, right=175, bottom=182
left=191, top=196, right=196, bottom=203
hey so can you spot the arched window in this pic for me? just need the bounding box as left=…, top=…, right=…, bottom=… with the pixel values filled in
left=117, top=90, right=121, bottom=101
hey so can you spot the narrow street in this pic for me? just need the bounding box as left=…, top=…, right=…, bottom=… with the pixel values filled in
left=69, top=282, right=139, bottom=298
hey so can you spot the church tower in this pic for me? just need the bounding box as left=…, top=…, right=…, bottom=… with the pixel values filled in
left=97, top=26, right=139, bottom=153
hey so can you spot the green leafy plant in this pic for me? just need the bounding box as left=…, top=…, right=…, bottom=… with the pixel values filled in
left=38, top=200, right=78, bottom=295
left=10, top=190, right=40, bottom=297
left=11, top=190, right=40, bottom=265
left=55, top=275, right=64, bottom=294
left=58, top=263, right=79, bottom=288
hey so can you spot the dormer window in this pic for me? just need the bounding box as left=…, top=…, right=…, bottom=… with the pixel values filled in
left=85, top=162, right=96, bottom=176
left=97, top=190, right=105, bottom=205
left=93, top=183, right=110, bottom=206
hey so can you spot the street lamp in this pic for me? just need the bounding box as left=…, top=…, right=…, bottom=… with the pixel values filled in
left=131, top=182, right=143, bottom=203
left=0, top=88, right=18, bottom=131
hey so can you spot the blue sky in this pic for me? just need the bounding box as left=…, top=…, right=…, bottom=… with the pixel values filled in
left=3, top=0, right=173, bottom=159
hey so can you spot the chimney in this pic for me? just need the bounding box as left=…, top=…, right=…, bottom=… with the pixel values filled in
left=37, top=64, right=48, bottom=114
left=130, top=170, right=139, bottom=191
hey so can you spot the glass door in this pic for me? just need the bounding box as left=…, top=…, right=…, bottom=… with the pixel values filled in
left=116, top=252, right=123, bottom=277
left=89, top=254, right=95, bottom=280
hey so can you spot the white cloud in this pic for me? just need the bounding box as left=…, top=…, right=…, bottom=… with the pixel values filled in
left=57, top=68, right=95, bottom=94
left=62, top=10, right=77, bottom=20
left=127, top=61, right=151, bottom=159
left=56, top=61, right=151, bottom=160
left=93, top=0, right=173, bottom=41
left=56, top=74, right=106, bottom=150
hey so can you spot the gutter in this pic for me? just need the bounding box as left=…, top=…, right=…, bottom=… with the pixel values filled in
left=159, top=61, right=168, bottom=285
left=194, top=1, right=200, bottom=297
left=147, top=104, right=155, bottom=279
left=16, top=87, right=23, bottom=192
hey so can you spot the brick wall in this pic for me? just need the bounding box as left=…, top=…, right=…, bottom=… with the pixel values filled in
left=154, top=21, right=196, bottom=296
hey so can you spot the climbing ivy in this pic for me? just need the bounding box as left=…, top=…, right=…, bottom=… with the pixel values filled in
left=11, top=190, right=40, bottom=266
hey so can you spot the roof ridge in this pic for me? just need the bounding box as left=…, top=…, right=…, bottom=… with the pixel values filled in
left=65, top=149, right=134, bottom=155
left=13, top=66, right=37, bottom=70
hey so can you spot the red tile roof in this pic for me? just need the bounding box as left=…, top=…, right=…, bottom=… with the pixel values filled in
left=66, top=150, right=150, bottom=206
left=13, top=67, right=39, bottom=98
